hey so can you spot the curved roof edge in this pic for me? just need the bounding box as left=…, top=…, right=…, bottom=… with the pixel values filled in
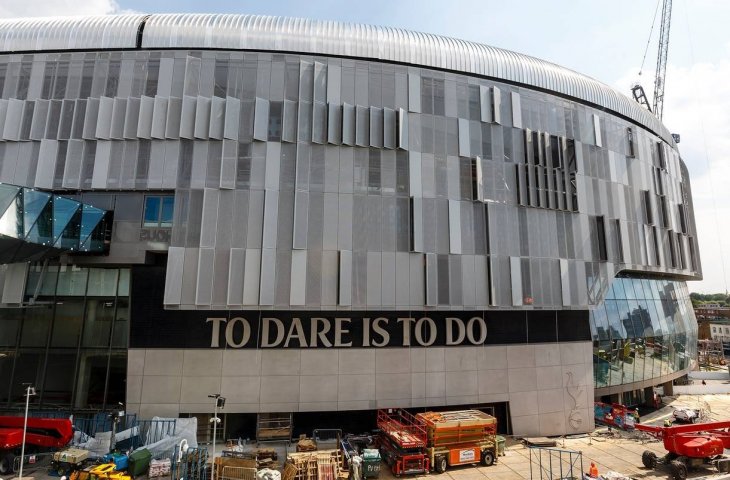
left=0, top=13, right=674, bottom=145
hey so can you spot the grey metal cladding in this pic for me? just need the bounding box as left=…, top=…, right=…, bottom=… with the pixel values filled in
left=0, top=15, right=146, bottom=51
left=0, top=14, right=672, bottom=143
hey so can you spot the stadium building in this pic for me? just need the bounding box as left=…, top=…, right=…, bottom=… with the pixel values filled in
left=0, top=14, right=699, bottom=437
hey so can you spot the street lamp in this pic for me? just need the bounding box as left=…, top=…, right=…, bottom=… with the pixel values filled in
left=207, top=394, right=225, bottom=459
left=18, top=384, right=36, bottom=480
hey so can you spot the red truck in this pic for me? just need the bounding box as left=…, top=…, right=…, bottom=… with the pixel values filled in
left=0, top=416, right=73, bottom=474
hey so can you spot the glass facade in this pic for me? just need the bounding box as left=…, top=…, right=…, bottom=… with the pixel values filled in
left=0, top=265, right=129, bottom=409
left=590, top=276, right=696, bottom=389
left=0, top=183, right=112, bottom=262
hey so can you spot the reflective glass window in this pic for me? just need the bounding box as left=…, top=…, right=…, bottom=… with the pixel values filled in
left=143, top=195, right=174, bottom=227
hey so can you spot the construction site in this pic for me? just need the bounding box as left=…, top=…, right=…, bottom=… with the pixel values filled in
left=2, top=389, right=730, bottom=480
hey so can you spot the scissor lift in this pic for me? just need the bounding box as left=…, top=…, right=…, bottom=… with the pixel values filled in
left=376, top=409, right=429, bottom=476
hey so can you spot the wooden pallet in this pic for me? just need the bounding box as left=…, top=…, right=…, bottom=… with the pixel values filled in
left=286, top=450, right=344, bottom=480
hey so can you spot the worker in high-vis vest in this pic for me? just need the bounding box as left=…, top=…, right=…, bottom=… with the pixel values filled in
left=589, top=462, right=599, bottom=478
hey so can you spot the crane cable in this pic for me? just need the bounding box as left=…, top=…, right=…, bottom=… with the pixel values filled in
left=680, top=0, right=728, bottom=294
left=639, top=0, right=663, bottom=77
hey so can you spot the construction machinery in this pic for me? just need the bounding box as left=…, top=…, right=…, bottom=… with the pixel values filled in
left=50, top=447, right=92, bottom=476
left=416, top=410, right=497, bottom=473
left=376, top=409, right=429, bottom=476
left=636, top=420, right=730, bottom=480
left=632, top=0, right=673, bottom=121
left=0, top=415, right=73, bottom=474
left=70, top=463, right=133, bottom=480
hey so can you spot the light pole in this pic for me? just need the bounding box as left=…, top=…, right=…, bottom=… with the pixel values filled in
left=207, top=394, right=225, bottom=459
left=19, top=384, right=36, bottom=480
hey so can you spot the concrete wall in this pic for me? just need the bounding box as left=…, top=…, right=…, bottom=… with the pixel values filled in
left=126, top=341, right=594, bottom=436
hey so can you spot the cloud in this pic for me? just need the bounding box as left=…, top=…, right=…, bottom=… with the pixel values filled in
left=615, top=57, right=730, bottom=294
left=0, top=0, right=137, bottom=17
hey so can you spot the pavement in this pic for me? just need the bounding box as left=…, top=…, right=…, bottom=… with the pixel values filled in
left=7, top=393, right=730, bottom=480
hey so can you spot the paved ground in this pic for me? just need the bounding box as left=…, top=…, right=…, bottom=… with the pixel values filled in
left=9, top=393, right=730, bottom=480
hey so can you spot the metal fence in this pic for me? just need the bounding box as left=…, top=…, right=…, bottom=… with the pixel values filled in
left=172, top=446, right=209, bottom=480
left=529, top=446, right=584, bottom=480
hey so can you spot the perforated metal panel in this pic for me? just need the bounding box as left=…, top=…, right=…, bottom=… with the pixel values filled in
left=0, top=14, right=674, bottom=142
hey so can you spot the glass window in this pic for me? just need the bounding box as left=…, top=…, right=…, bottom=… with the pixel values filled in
left=20, top=305, right=53, bottom=347
left=143, top=195, right=174, bottom=227
left=10, top=350, right=44, bottom=404
left=87, top=268, right=119, bottom=296
left=112, top=298, right=129, bottom=348
left=106, top=351, right=128, bottom=406
left=43, top=350, right=77, bottom=406
left=0, top=351, right=12, bottom=403
left=0, top=308, right=21, bottom=346
left=56, top=266, right=88, bottom=296
left=74, top=349, right=109, bottom=409
left=82, top=299, right=115, bottom=347
left=118, top=269, right=130, bottom=296
left=50, top=300, right=84, bottom=347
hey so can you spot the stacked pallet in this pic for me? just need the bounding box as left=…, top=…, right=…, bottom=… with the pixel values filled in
left=284, top=450, right=344, bottom=480
left=296, top=435, right=317, bottom=452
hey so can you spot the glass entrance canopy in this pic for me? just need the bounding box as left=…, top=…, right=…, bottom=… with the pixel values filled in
left=0, top=183, right=112, bottom=263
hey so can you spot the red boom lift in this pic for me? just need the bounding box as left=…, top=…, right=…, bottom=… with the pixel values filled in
left=0, top=416, right=74, bottom=474
left=376, top=409, right=430, bottom=476
left=636, top=420, right=730, bottom=480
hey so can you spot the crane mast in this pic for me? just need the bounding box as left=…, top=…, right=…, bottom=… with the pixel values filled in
left=652, top=0, right=672, bottom=120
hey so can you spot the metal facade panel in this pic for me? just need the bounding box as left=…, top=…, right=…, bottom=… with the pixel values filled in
left=262, top=190, right=279, bottom=249
left=327, top=103, right=342, bottom=145
left=448, top=200, right=462, bottom=254
left=338, top=249, right=352, bottom=306
left=91, top=140, right=111, bottom=189
left=290, top=249, right=307, bottom=305
left=0, top=15, right=145, bottom=51
left=165, top=97, right=182, bottom=139
left=35, top=139, right=57, bottom=189
left=242, top=248, right=261, bottom=305
left=194, top=95, right=211, bottom=139
left=253, top=97, right=269, bottom=141
left=209, top=96, right=226, bottom=139
left=180, top=95, right=197, bottom=139
left=2, top=99, right=23, bottom=141
left=227, top=247, right=245, bottom=306
left=511, top=91, right=522, bottom=129
left=397, top=108, right=408, bottom=150
left=224, top=96, right=240, bottom=140
left=0, top=14, right=675, bottom=142
left=196, top=247, right=215, bottom=305
left=136, top=96, right=154, bottom=139
left=492, top=87, right=502, bottom=125
left=124, top=96, right=140, bottom=139
left=163, top=246, right=185, bottom=305
left=258, top=248, right=276, bottom=305
left=110, top=97, right=127, bottom=139
left=95, top=96, right=113, bottom=140
left=510, top=256, right=522, bottom=306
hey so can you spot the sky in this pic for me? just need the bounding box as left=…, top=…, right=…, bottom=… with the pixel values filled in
left=3, top=0, right=730, bottom=294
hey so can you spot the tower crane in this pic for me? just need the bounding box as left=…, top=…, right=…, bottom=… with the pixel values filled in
left=632, top=0, right=673, bottom=121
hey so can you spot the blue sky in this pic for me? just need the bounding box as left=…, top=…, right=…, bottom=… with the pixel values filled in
left=3, top=0, right=730, bottom=293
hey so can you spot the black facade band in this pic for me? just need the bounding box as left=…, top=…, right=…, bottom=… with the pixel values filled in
left=131, top=267, right=590, bottom=349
